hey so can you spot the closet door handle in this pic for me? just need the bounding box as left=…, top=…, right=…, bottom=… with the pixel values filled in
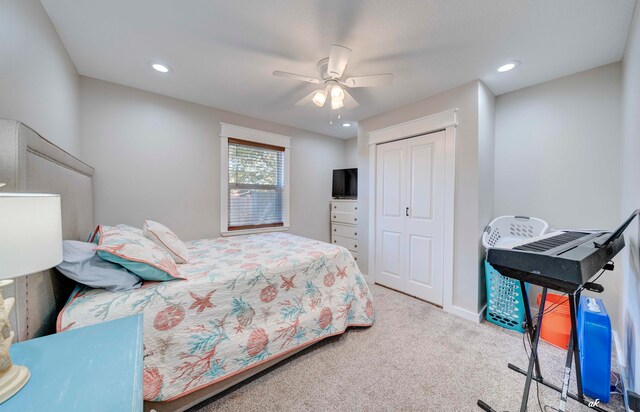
left=406, top=207, right=409, bottom=217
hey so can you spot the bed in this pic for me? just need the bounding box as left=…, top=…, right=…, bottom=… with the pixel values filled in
left=59, top=231, right=374, bottom=409
left=0, top=118, right=374, bottom=411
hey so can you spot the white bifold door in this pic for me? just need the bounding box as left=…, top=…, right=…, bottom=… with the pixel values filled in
left=375, top=130, right=446, bottom=305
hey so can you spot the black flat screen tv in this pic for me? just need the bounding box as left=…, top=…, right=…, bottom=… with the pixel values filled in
left=332, top=168, right=357, bottom=199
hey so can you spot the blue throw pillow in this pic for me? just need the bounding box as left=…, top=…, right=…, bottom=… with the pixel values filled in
left=57, top=240, right=142, bottom=291
left=93, top=225, right=184, bottom=282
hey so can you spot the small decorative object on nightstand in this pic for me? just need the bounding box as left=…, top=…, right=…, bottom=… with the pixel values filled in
left=0, top=193, right=63, bottom=403
left=330, top=199, right=359, bottom=261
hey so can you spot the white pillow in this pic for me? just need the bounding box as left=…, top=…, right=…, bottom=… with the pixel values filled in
left=143, top=220, right=189, bottom=264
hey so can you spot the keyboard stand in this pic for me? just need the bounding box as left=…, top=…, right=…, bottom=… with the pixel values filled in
left=477, top=282, right=610, bottom=412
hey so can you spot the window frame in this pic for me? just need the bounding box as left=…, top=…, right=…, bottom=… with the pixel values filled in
left=220, top=123, right=291, bottom=236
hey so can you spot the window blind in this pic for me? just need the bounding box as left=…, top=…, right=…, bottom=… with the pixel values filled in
left=228, top=138, right=285, bottom=230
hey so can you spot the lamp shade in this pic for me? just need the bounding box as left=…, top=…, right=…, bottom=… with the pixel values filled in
left=0, top=193, right=62, bottom=279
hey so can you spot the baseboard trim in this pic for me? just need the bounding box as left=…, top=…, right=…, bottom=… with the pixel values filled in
left=446, top=304, right=485, bottom=323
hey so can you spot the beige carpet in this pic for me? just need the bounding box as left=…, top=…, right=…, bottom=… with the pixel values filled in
left=189, top=285, right=625, bottom=412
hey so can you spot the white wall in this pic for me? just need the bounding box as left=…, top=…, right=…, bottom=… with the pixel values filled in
left=357, top=80, right=493, bottom=318
left=494, top=62, right=623, bottom=330
left=495, top=63, right=621, bottom=228
left=344, top=137, right=358, bottom=168
left=0, top=0, right=80, bottom=156
left=621, top=3, right=640, bottom=395
left=79, top=77, right=346, bottom=243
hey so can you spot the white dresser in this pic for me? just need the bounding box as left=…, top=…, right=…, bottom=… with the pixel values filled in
left=330, top=199, right=359, bottom=262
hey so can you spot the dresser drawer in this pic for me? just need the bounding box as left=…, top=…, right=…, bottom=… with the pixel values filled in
left=332, top=234, right=358, bottom=251
left=332, top=223, right=358, bottom=239
left=331, top=211, right=358, bottom=225
left=331, top=201, right=358, bottom=213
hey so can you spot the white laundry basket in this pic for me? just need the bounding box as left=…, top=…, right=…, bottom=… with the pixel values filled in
left=483, top=216, right=548, bottom=332
left=482, top=216, right=549, bottom=250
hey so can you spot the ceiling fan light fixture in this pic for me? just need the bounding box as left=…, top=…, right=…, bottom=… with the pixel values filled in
left=312, top=90, right=327, bottom=107
left=331, top=96, right=344, bottom=110
left=274, top=45, right=389, bottom=111
left=330, top=85, right=345, bottom=100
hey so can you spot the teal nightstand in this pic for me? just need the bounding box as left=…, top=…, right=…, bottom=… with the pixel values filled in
left=1, top=315, right=143, bottom=412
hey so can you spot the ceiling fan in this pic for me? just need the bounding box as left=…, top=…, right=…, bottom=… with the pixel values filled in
left=273, top=45, right=393, bottom=110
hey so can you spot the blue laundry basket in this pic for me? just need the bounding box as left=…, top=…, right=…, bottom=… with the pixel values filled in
left=485, top=261, right=528, bottom=332
left=482, top=216, right=549, bottom=333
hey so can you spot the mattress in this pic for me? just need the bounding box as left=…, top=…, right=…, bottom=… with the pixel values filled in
left=57, top=232, right=374, bottom=402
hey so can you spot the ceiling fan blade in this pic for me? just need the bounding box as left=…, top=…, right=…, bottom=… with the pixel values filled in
left=273, top=71, right=321, bottom=84
left=342, top=89, right=359, bottom=109
left=295, top=91, right=321, bottom=106
left=327, top=45, right=351, bottom=78
left=344, top=73, right=393, bottom=88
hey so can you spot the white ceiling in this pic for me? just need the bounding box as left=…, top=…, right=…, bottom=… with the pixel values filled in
left=41, top=0, right=636, bottom=139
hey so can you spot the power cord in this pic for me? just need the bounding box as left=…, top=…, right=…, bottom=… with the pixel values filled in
left=610, top=371, right=624, bottom=396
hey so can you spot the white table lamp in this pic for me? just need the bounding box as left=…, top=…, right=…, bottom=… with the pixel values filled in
left=0, top=193, right=62, bottom=403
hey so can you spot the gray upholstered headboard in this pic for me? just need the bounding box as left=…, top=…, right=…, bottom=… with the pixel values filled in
left=0, top=119, right=94, bottom=340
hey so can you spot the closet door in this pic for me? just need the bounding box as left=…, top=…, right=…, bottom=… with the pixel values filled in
left=375, top=131, right=446, bottom=306
left=404, top=131, right=445, bottom=304
left=375, top=139, right=406, bottom=291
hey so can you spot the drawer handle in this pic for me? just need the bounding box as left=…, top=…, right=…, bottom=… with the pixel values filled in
left=334, top=229, right=337, bottom=232
left=354, top=244, right=357, bottom=248
left=333, top=205, right=337, bottom=209
left=333, top=215, right=337, bottom=219
left=355, top=206, right=358, bottom=210
left=354, top=257, right=358, bottom=260
left=354, top=218, right=357, bottom=221
left=354, top=232, right=357, bottom=236
left=333, top=240, right=337, bottom=243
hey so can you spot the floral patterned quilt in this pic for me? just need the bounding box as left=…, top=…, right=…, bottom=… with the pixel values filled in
left=57, top=232, right=374, bottom=402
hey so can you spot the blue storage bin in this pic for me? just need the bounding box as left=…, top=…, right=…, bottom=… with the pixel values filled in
left=578, top=296, right=611, bottom=403
left=484, top=260, right=527, bottom=333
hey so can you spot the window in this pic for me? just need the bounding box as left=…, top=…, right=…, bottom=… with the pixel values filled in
left=228, top=139, right=284, bottom=230
left=220, top=123, right=290, bottom=235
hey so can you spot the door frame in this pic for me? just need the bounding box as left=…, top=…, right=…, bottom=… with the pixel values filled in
left=368, top=109, right=457, bottom=313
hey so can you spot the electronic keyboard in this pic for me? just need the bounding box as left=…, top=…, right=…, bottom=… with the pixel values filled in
left=487, top=229, right=625, bottom=293
left=479, top=211, right=639, bottom=412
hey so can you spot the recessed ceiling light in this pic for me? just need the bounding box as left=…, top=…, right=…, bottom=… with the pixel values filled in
left=152, top=63, right=170, bottom=73
left=341, top=123, right=352, bottom=127
left=497, top=61, right=520, bottom=73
